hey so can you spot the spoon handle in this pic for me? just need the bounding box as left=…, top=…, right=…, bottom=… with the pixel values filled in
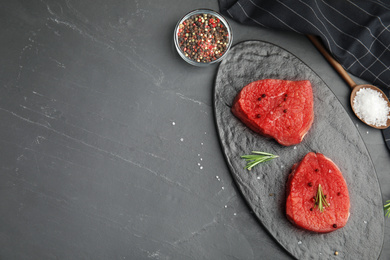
left=307, top=35, right=357, bottom=89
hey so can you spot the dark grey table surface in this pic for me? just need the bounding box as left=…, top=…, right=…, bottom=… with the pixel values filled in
left=1, top=1, right=390, bottom=259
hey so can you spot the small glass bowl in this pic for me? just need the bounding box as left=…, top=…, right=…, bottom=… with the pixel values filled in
left=174, top=9, right=233, bottom=66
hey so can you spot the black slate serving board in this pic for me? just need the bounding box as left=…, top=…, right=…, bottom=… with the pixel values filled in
left=214, top=41, right=384, bottom=260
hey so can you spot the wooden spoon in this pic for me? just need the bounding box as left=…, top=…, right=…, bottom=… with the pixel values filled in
left=307, top=34, right=390, bottom=129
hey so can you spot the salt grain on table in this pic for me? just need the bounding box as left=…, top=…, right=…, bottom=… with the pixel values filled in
left=353, top=88, right=390, bottom=127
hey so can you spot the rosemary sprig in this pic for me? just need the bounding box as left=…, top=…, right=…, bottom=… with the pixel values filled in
left=241, top=151, right=278, bottom=170
left=314, top=184, right=329, bottom=212
left=384, top=200, right=390, bottom=217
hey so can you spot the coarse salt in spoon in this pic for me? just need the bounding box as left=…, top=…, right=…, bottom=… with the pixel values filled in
left=352, top=86, right=390, bottom=128
left=307, top=35, right=390, bottom=129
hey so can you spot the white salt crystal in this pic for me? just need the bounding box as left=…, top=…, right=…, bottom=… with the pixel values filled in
left=353, top=88, right=390, bottom=127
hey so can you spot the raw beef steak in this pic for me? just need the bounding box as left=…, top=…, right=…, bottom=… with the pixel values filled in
left=231, top=79, right=314, bottom=146
left=286, top=152, right=350, bottom=233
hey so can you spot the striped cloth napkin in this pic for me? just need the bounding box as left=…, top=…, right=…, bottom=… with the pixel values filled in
left=218, top=0, right=390, bottom=93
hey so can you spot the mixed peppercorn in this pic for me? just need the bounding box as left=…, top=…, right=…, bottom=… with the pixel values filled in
left=177, top=13, right=229, bottom=63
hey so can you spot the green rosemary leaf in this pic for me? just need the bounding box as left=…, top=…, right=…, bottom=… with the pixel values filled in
left=314, top=184, right=329, bottom=213
left=241, top=155, right=261, bottom=160
left=240, top=151, right=278, bottom=170
left=384, top=200, right=390, bottom=217
left=251, top=151, right=275, bottom=156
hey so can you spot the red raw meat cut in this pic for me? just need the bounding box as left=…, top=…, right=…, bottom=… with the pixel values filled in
left=231, top=79, right=314, bottom=146
left=286, top=152, right=350, bottom=233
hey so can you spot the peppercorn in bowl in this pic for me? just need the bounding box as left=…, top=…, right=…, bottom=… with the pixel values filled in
left=174, top=9, right=233, bottom=66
